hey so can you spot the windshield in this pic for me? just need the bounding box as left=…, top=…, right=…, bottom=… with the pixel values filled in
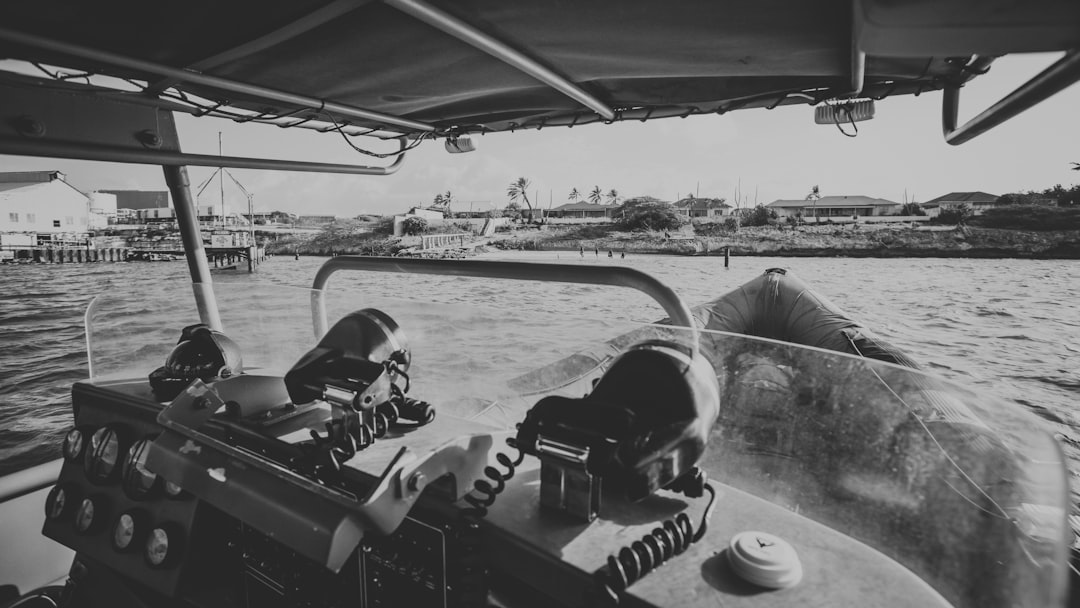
left=84, top=268, right=1069, bottom=608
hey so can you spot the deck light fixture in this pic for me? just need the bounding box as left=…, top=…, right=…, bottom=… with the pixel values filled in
left=445, top=134, right=475, bottom=154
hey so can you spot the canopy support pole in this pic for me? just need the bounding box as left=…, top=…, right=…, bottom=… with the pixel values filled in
left=164, top=163, right=224, bottom=332
left=943, top=50, right=1080, bottom=145
left=159, top=106, right=223, bottom=330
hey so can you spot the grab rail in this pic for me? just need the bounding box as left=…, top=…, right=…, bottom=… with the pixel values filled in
left=310, top=257, right=699, bottom=352
left=0, top=459, right=62, bottom=503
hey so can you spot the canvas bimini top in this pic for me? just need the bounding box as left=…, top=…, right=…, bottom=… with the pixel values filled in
left=0, top=0, right=1078, bottom=169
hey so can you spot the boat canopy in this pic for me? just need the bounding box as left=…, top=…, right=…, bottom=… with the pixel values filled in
left=1, top=0, right=1078, bottom=148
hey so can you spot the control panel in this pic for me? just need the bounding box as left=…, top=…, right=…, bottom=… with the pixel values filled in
left=43, top=377, right=475, bottom=608
left=42, top=379, right=232, bottom=597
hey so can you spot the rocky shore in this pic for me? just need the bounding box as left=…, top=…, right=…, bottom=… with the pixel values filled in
left=490, top=224, right=1080, bottom=259
left=265, top=219, right=1080, bottom=260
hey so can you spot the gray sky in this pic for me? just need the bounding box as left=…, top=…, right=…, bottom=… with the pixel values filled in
left=2, top=53, right=1077, bottom=216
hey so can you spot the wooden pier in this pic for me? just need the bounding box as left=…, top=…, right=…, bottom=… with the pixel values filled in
left=130, top=246, right=267, bottom=272
left=1, top=247, right=129, bottom=264
left=1, top=245, right=266, bottom=271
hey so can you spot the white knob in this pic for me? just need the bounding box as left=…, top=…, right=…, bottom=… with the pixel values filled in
left=727, top=531, right=803, bottom=589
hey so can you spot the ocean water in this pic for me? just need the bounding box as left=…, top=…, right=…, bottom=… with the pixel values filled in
left=2, top=252, right=1078, bottom=508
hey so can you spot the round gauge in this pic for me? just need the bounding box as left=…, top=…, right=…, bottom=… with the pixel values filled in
left=145, top=524, right=182, bottom=568
left=62, top=427, right=86, bottom=462
left=44, top=484, right=79, bottom=522
left=111, top=510, right=147, bottom=552
left=163, top=480, right=186, bottom=500
left=121, top=438, right=161, bottom=500
left=74, top=496, right=108, bottom=534
left=84, top=426, right=125, bottom=484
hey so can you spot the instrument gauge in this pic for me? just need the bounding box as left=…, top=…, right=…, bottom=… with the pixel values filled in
left=112, top=510, right=147, bottom=552
left=74, top=495, right=108, bottom=534
left=44, top=484, right=79, bottom=522
left=145, top=524, right=182, bottom=568
left=62, top=427, right=86, bottom=461
left=122, top=438, right=161, bottom=500
left=84, top=426, right=125, bottom=484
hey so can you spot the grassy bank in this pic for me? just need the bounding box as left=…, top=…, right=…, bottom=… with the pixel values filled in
left=263, top=218, right=415, bottom=256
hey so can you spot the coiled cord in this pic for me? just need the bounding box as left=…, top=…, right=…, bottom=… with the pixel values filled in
left=372, top=401, right=398, bottom=438
left=595, top=476, right=718, bottom=604
left=386, top=382, right=435, bottom=429
left=462, top=438, right=525, bottom=519
left=452, top=438, right=524, bottom=608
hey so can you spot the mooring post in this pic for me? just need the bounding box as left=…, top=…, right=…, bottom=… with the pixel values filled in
left=724, top=246, right=730, bottom=268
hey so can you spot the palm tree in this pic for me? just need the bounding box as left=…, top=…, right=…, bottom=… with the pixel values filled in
left=569, top=188, right=580, bottom=202
left=606, top=189, right=620, bottom=205
left=442, top=190, right=454, bottom=215
left=588, top=186, right=602, bottom=204
left=1071, top=162, right=1079, bottom=171
left=507, top=177, right=534, bottom=221
left=806, top=185, right=820, bottom=221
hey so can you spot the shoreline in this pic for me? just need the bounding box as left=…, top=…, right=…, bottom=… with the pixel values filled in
left=485, top=225, right=1080, bottom=260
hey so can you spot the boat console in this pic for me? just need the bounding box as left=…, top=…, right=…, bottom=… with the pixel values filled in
left=24, top=259, right=1072, bottom=608
left=44, top=369, right=949, bottom=608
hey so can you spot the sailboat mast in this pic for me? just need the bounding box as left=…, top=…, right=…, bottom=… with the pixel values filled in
left=219, top=132, right=225, bottom=229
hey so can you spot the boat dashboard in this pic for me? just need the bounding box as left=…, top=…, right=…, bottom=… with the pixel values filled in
left=26, top=259, right=1074, bottom=607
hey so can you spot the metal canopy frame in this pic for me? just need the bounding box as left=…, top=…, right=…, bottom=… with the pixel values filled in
left=142, top=0, right=372, bottom=96
left=384, top=0, right=615, bottom=121
left=0, top=80, right=410, bottom=175
left=0, top=0, right=620, bottom=141
left=0, top=25, right=433, bottom=134
left=0, top=0, right=621, bottom=172
left=943, top=50, right=1080, bottom=145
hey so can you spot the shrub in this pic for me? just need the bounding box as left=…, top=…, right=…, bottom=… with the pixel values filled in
left=617, top=202, right=684, bottom=232
left=370, top=216, right=396, bottom=235
left=970, top=204, right=1080, bottom=231
left=935, top=203, right=973, bottom=225
left=897, top=202, right=926, bottom=216
left=741, top=204, right=778, bottom=227
left=401, top=216, right=428, bottom=235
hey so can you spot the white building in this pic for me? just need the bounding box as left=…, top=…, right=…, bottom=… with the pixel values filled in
left=672, top=197, right=731, bottom=218
left=88, top=191, right=117, bottom=228
left=920, top=191, right=1000, bottom=217
left=766, top=195, right=900, bottom=218
left=393, top=208, right=446, bottom=236
left=0, top=171, right=90, bottom=235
